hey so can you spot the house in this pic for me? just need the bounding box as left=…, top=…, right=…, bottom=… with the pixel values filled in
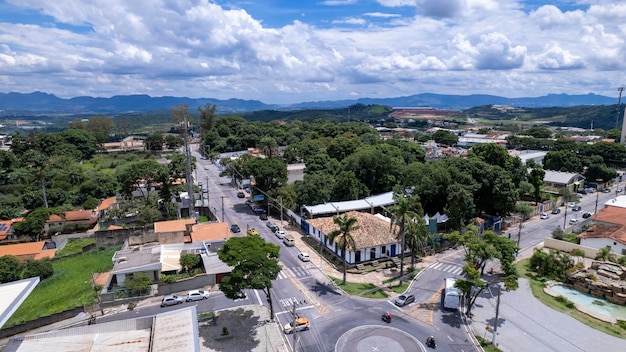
left=0, top=241, right=56, bottom=261
left=188, top=222, right=231, bottom=244
left=45, top=210, right=99, bottom=236
left=110, top=245, right=162, bottom=287
left=96, top=196, right=117, bottom=221
left=153, top=218, right=196, bottom=244
left=304, top=211, right=401, bottom=264
left=0, top=218, right=22, bottom=241
left=578, top=206, right=626, bottom=255
left=543, top=170, right=585, bottom=193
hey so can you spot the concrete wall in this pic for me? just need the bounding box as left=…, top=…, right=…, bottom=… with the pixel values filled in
left=157, top=274, right=212, bottom=296
left=542, top=237, right=625, bottom=260
left=94, top=227, right=156, bottom=248
left=0, top=306, right=84, bottom=339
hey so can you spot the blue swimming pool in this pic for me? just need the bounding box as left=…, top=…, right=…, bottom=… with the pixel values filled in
left=551, top=285, right=626, bottom=321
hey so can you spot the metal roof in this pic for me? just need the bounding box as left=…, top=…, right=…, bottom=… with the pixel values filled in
left=304, top=191, right=396, bottom=217
left=543, top=170, right=585, bottom=185
left=0, top=277, right=39, bottom=329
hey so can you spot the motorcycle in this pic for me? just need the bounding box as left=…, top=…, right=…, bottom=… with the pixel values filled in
left=426, top=337, right=436, bottom=348
left=381, top=313, right=392, bottom=323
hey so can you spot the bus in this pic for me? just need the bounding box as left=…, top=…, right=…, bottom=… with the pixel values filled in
left=443, top=277, right=460, bottom=310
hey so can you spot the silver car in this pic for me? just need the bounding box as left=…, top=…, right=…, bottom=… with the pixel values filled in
left=161, top=294, right=184, bottom=307
left=186, top=290, right=210, bottom=302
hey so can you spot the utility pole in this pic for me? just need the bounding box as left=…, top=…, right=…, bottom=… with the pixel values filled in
left=291, top=302, right=298, bottom=352
left=180, top=105, right=196, bottom=220
left=617, top=87, right=624, bottom=130
left=221, top=196, right=225, bottom=223
left=595, top=179, right=602, bottom=215
left=280, top=197, right=284, bottom=230
left=517, top=215, right=522, bottom=246
left=492, top=285, right=501, bottom=346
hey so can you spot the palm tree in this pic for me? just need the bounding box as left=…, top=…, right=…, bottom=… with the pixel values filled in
left=595, top=246, right=617, bottom=262
left=405, top=216, right=429, bottom=271
left=258, top=136, right=278, bottom=158
left=389, top=192, right=422, bottom=285
left=327, top=214, right=359, bottom=285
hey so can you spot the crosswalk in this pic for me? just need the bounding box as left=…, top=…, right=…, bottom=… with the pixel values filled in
left=430, top=262, right=463, bottom=276
left=276, top=266, right=310, bottom=280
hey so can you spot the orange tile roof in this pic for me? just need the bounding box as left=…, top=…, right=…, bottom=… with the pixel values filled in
left=108, top=225, right=124, bottom=230
left=47, top=210, right=97, bottom=223
left=0, top=219, right=18, bottom=240
left=578, top=206, right=626, bottom=245
left=98, top=196, right=117, bottom=211
left=35, top=248, right=56, bottom=260
left=0, top=241, right=48, bottom=258
left=154, top=218, right=196, bottom=233
left=190, top=222, right=231, bottom=242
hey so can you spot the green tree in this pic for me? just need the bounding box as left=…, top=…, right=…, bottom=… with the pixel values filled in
left=198, top=103, right=217, bottom=135
left=0, top=256, right=22, bottom=283
left=444, top=183, right=476, bottom=230
left=145, top=133, right=164, bottom=151
left=327, top=214, right=359, bottom=285
left=432, top=129, right=459, bottom=146
left=528, top=164, right=545, bottom=204
left=22, top=258, right=54, bottom=280
left=125, top=272, right=152, bottom=296
left=595, top=246, right=617, bottom=262
left=445, top=228, right=519, bottom=315
left=405, top=216, right=429, bottom=270
left=85, top=116, right=115, bottom=146
left=389, top=192, right=422, bottom=285
left=180, top=254, right=201, bottom=273
left=258, top=136, right=278, bottom=158
left=13, top=207, right=57, bottom=241
left=135, top=205, right=161, bottom=226
left=241, top=157, right=288, bottom=194
left=529, top=249, right=573, bottom=281
left=116, top=159, right=168, bottom=205
left=218, top=236, right=281, bottom=317
left=164, top=135, right=184, bottom=150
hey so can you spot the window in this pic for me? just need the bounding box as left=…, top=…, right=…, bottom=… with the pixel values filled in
left=369, top=248, right=376, bottom=260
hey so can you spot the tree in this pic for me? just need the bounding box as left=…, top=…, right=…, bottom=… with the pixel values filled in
left=218, top=236, right=281, bottom=318
left=445, top=228, right=519, bottom=315
left=595, top=246, right=617, bottom=262
left=514, top=202, right=533, bottom=246
left=198, top=103, right=217, bottom=135
left=180, top=254, right=201, bottom=273
left=116, top=159, right=168, bottom=205
left=13, top=207, right=57, bottom=241
left=528, top=164, right=545, bottom=204
left=0, top=256, right=22, bottom=283
left=327, top=214, right=359, bottom=285
left=258, top=136, right=278, bottom=158
left=389, top=192, right=422, bottom=285
left=529, top=249, right=573, bottom=281
left=404, top=216, right=429, bottom=270
left=144, top=133, right=164, bottom=151
left=432, top=129, right=459, bottom=146
left=23, top=258, right=54, bottom=280
left=125, top=271, right=152, bottom=296
left=164, top=135, right=184, bottom=150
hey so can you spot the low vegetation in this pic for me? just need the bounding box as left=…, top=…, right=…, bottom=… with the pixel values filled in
left=55, top=237, right=96, bottom=257
left=330, top=276, right=389, bottom=298
left=5, top=245, right=120, bottom=328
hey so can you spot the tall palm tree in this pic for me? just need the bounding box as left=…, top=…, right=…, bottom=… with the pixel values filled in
left=405, top=216, right=429, bottom=270
left=328, top=214, right=359, bottom=285
left=258, top=136, right=278, bottom=158
left=389, top=192, right=422, bottom=285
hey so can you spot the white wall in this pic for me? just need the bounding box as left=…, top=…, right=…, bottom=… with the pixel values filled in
left=580, top=237, right=626, bottom=255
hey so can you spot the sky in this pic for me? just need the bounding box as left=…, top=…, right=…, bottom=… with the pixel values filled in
left=0, top=0, right=625, bottom=104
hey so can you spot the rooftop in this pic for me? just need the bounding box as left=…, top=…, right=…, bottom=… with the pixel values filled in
left=306, top=211, right=398, bottom=249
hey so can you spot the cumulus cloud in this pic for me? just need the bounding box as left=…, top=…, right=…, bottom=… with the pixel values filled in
left=0, top=0, right=625, bottom=102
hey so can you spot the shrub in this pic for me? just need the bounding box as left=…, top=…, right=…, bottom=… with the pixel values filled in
left=23, top=258, right=54, bottom=280
left=125, top=272, right=152, bottom=295
left=180, top=253, right=201, bottom=273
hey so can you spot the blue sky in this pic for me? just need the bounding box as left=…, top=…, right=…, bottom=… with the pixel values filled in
left=0, top=0, right=623, bottom=104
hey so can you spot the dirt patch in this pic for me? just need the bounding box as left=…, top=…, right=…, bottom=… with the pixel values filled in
left=93, top=271, right=111, bottom=286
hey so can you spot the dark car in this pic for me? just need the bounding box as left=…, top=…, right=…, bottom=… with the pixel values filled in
left=551, top=208, right=561, bottom=214
left=237, top=191, right=245, bottom=198
left=230, top=224, right=241, bottom=233
left=259, top=213, right=268, bottom=220
left=572, top=205, right=582, bottom=211
left=582, top=211, right=593, bottom=219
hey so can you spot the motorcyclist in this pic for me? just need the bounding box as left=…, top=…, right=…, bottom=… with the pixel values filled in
left=383, top=311, right=391, bottom=321
left=427, top=336, right=435, bottom=346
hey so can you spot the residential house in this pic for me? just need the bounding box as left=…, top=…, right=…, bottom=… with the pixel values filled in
left=96, top=196, right=117, bottom=222
left=304, top=211, right=401, bottom=265
left=0, top=218, right=22, bottom=242
left=0, top=241, right=56, bottom=261
left=110, top=245, right=162, bottom=287
left=543, top=170, right=585, bottom=193
left=153, top=218, right=196, bottom=244
left=578, top=205, right=626, bottom=255
left=45, top=210, right=99, bottom=236
left=188, top=222, right=231, bottom=244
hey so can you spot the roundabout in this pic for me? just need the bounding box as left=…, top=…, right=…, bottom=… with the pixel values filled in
left=335, top=325, right=424, bottom=352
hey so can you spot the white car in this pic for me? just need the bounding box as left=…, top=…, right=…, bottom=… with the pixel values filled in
left=540, top=212, right=549, bottom=220
left=186, top=289, right=210, bottom=301
left=569, top=218, right=579, bottom=225
left=275, top=230, right=286, bottom=239
left=298, top=252, right=311, bottom=262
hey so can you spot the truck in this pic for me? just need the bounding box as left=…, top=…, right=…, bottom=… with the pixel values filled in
left=443, top=277, right=460, bottom=310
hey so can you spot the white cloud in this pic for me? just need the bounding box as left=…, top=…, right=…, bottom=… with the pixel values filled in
left=1, top=0, right=626, bottom=103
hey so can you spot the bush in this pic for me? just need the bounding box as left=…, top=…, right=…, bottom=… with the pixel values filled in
left=159, top=274, right=176, bottom=284
left=0, top=255, right=22, bottom=283
left=23, top=258, right=54, bottom=280
left=180, top=253, right=201, bottom=273
left=125, top=272, right=152, bottom=295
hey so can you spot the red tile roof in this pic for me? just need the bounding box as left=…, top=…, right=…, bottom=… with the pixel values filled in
left=98, top=196, right=117, bottom=211
left=190, top=222, right=231, bottom=242
left=0, top=241, right=51, bottom=259
left=578, top=207, right=626, bottom=245
left=154, top=218, right=196, bottom=233
left=47, top=210, right=98, bottom=223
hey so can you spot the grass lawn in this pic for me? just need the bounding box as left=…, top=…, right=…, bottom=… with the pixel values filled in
left=517, top=258, right=626, bottom=339
left=330, top=277, right=389, bottom=298
left=55, top=238, right=96, bottom=257
left=5, top=245, right=121, bottom=328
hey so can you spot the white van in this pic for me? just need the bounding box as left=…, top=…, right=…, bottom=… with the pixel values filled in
left=283, top=235, right=295, bottom=246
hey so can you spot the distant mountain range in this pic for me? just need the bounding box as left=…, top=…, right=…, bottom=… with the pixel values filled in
left=0, top=91, right=618, bottom=115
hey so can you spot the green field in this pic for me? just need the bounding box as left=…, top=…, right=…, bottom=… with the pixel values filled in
left=5, top=245, right=120, bottom=328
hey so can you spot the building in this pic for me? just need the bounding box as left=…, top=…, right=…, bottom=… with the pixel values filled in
left=0, top=241, right=56, bottom=262
left=45, top=210, right=99, bottom=236
left=304, top=211, right=401, bottom=264
left=153, top=218, right=196, bottom=244
left=542, top=170, right=585, bottom=193
left=578, top=201, right=626, bottom=255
